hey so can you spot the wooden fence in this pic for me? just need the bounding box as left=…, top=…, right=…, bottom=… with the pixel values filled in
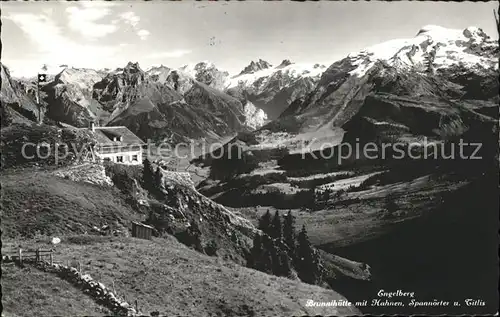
left=2, top=248, right=54, bottom=266
left=3, top=248, right=89, bottom=275
left=4, top=248, right=108, bottom=275
left=2, top=247, right=149, bottom=314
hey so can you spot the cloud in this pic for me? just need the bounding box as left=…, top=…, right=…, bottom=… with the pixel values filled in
left=146, top=50, right=193, bottom=59
left=137, top=29, right=150, bottom=41
left=120, top=11, right=141, bottom=27
left=65, top=4, right=118, bottom=40
left=5, top=12, right=123, bottom=76
left=5, top=13, right=62, bottom=53
left=119, top=11, right=151, bottom=41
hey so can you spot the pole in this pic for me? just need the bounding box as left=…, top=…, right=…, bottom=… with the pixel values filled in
left=36, top=77, right=41, bottom=124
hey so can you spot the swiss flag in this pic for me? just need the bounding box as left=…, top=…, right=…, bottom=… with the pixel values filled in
left=38, top=74, right=47, bottom=83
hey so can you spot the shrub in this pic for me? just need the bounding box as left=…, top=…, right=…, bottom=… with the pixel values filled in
left=204, top=240, right=218, bottom=256
left=104, top=163, right=142, bottom=195
left=142, top=158, right=155, bottom=191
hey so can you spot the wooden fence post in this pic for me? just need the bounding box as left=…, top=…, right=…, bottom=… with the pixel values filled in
left=135, top=300, right=138, bottom=312
left=36, top=248, right=40, bottom=263
left=18, top=248, right=23, bottom=266
left=50, top=251, right=53, bottom=265
left=78, top=261, right=82, bottom=274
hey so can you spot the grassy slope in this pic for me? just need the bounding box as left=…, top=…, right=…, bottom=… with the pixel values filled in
left=2, top=235, right=360, bottom=317
left=1, top=166, right=360, bottom=315
left=0, top=170, right=142, bottom=238
left=1, top=264, right=111, bottom=317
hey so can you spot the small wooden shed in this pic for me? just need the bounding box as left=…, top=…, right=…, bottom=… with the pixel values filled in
left=131, top=222, right=154, bottom=240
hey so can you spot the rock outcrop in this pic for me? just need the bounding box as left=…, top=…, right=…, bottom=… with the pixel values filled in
left=226, top=60, right=326, bottom=119
left=52, top=163, right=114, bottom=187
left=138, top=166, right=258, bottom=265
left=0, top=64, right=39, bottom=125
left=42, top=67, right=106, bottom=127
left=238, top=59, right=273, bottom=76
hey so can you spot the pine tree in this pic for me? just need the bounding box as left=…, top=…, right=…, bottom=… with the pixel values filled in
left=296, top=225, right=312, bottom=261
left=248, top=233, right=263, bottom=270
left=296, top=224, right=317, bottom=284
left=260, top=234, right=274, bottom=273
left=258, top=210, right=272, bottom=236
left=279, top=250, right=292, bottom=277
left=271, top=210, right=282, bottom=239
left=307, top=248, right=323, bottom=285
left=142, top=158, right=155, bottom=191
left=282, top=210, right=296, bottom=255
left=270, top=242, right=281, bottom=275
left=154, top=167, right=163, bottom=189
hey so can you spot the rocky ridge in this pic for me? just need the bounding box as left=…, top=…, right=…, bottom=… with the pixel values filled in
left=253, top=25, right=499, bottom=151
left=226, top=60, right=327, bottom=119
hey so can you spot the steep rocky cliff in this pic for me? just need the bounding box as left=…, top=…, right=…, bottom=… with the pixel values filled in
left=0, top=64, right=39, bottom=126
left=226, top=60, right=326, bottom=119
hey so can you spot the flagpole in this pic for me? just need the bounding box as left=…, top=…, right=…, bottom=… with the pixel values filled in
left=36, top=75, right=41, bottom=124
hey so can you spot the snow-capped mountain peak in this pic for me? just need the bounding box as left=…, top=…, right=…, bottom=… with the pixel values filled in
left=57, top=67, right=105, bottom=83
left=123, top=62, right=143, bottom=74
left=179, top=61, right=218, bottom=76
left=227, top=62, right=326, bottom=89
left=238, top=59, right=273, bottom=75
left=175, top=61, right=230, bottom=91
left=276, top=59, right=293, bottom=69
left=226, top=61, right=328, bottom=119
left=347, top=25, right=497, bottom=77
left=146, top=65, right=171, bottom=75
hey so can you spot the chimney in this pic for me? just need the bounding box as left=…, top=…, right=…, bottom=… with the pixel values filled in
left=90, top=120, right=95, bottom=132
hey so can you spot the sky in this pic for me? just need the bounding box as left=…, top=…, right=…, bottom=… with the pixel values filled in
left=1, top=1, right=498, bottom=77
